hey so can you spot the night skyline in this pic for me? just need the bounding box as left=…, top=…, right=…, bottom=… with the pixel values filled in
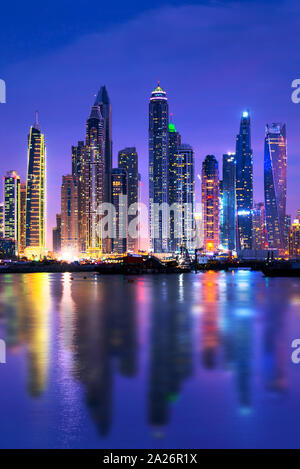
left=1, top=1, right=300, bottom=248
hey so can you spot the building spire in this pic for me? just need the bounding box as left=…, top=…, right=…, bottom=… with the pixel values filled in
left=33, top=110, right=41, bottom=131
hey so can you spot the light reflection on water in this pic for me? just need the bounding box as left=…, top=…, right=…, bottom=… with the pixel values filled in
left=0, top=271, right=300, bottom=448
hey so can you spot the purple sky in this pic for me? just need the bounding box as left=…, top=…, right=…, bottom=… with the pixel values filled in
left=0, top=1, right=300, bottom=248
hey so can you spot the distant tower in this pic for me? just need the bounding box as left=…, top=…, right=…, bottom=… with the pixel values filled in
left=3, top=170, right=20, bottom=253
left=168, top=117, right=181, bottom=252
left=149, top=82, right=169, bottom=253
left=264, top=123, right=287, bottom=253
left=289, top=219, right=300, bottom=258
left=61, top=175, right=79, bottom=253
left=252, top=202, right=267, bottom=251
left=175, top=144, right=195, bottom=252
left=52, top=214, right=62, bottom=254
left=111, top=168, right=127, bottom=254
left=202, top=155, right=219, bottom=252
left=236, top=111, right=253, bottom=250
left=19, top=182, right=26, bottom=255
left=221, top=153, right=236, bottom=251
left=0, top=202, right=4, bottom=238
left=25, top=113, right=46, bottom=257
left=118, top=147, right=138, bottom=253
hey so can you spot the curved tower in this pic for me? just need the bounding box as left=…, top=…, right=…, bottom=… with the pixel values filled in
left=264, top=123, right=287, bottom=252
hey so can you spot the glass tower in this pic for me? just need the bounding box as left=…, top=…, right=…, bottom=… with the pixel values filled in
left=168, top=119, right=181, bottom=252
left=236, top=111, right=253, bottom=250
left=149, top=82, right=169, bottom=253
left=4, top=170, right=20, bottom=253
left=25, top=114, right=46, bottom=256
left=111, top=168, right=127, bottom=254
left=221, top=153, right=236, bottom=251
left=264, top=123, right=287, bottom=252
left=202, top=155, right=219, bottom=253
left=118, top=147, right=138, bottom=253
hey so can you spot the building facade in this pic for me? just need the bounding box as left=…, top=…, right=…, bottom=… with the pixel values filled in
left=118, top=147, right=139, bottom=253
left=4, top=170, right=20, bottom=253
left=252, top=202, right=267, bottom=251
left=221, top=153, right=236, bottom=251
left=111, top=168, right=127, bottom=254
left=19, top=182, right=26, bottom=255
left=52, top=214, right=62, bottom=255
left=264, top=123, right=287, bottom=253
left=168, top=120, right=182, bottom=252
left=149, top=82, right=169, bottom=253
left=202, top=155, right=219, bottom=252
left=25, top=114, right=46, bottom=257
left=61, top=175, right=79, bottom=253
left=236, top=111, right=253, bottom=250
left=289, top=219, right=300, bottom=258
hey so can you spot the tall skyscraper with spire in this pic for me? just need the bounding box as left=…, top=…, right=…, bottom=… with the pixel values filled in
left=236, top=111, right=253, bottom=250
left=149, top=82, right=169, bottom=253
left=25, top=113, right=46, bottom=257
left=264, top=123, right=287, bottom=253
left=81, top=102, right=105, bottom=256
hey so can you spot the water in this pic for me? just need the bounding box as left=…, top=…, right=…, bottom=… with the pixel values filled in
left=0, top=271, right=300, bottom=448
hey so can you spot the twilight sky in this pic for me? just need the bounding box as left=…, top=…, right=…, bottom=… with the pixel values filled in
left=0, top=0, right=300, bottom=249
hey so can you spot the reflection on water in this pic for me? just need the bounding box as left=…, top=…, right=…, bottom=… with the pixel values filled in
left=0, top=271, right=300, bottom=448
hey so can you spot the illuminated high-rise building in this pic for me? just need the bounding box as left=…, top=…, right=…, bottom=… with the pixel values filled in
left=81, top=103, right=105, bottom=256
left=168, top=118, right=181, bottom=252
left=252, top=202, right=267, bottom=251
left=111, top=168, right=127, bottom=254
left=72, top=141, right=85, bottom=178
left=284, top=214, right=291, bottom=254
left=174, top=144, right=195, bottom=252
left=61, top=175, right=79, bottom=253
left=25, top=113, right=46, bottom=256
left=236, top=111, right=253, bottom=250
left=4, top=170, right=20, bottom=253
left=118, top=147, right=138, bottom=253
left=221, top=153, right=236, bottom=251
left=289, top=219, right=300, bottom=258
left=264, top=123, right=287, bottom=253
left=0, top=202, right=4, bottom=238
left=149, top=82, right=169, bottom=253
left=202, top=155, right=219, bottom=252
left=19, top=182, right=26, bottom=255
left=94, top=86, right=112, bottom=206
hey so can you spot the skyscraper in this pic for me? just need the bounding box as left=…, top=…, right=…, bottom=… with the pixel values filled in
left=174, top=144, right=195, bottom=252
left=19, top=182, right=26, bottom=255
left=202, top=155, right=219, bottom=252
left=252, top=202, right=267, bottom=251
left=236, top=111, right=253, bottom=250
left=168, top=119, right=181, bottom=252
left=25, top=113, right=46, bottom=257
left=289, top=219, right=300, bottom=258
left=52, top=214, right=61, bottom=254
left=264, top=123, right=287, bottom=253
left=72, top=141, right=85, bottom=178
left=111, top=168, right=127, bottom=254
left=221, top=153, right=236, bottom=251
left=61, top=175, right=79, bottom=253
left=0, top=202, right=4, bottom=238
left=81, top=103, right=105, bottom=256
left=118, top=147, right=139, bottom=253
left=94, top=86, right=112, bottom=206
left=149, top=82, right=169, bottom=253
left=3, top=170, right=20, bottom=253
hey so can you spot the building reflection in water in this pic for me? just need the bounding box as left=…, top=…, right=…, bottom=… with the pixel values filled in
left=0, top=274, right=51, bottom=397
left=148, top=275, right=193, bottom=435
left=0, top=271, right=294, bottom=442
left=70, top=275, right=137, bottom=436
left=263, top=278, right=288, bottom=395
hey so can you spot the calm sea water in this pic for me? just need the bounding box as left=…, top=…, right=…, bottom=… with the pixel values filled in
left=0, top=271, right=300, bottom=448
